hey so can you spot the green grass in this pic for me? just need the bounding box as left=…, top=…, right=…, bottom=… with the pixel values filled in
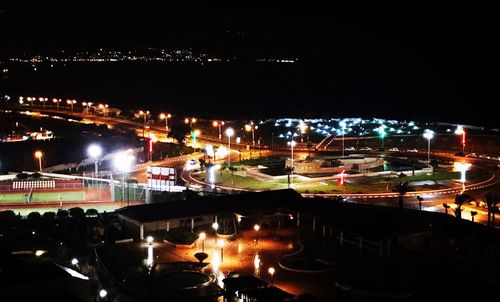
left=0, top=191, right=85, bottom=203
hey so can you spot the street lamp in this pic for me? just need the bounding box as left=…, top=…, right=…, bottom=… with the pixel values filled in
left=218, top=240, right=225, bottom=263
left=212, top=222, right=219, bottom=244
left=199, top=232, right=206, bottom=252
left=139, top=110, right=150, bottom=138
left=254, top=224, right=260, bottom=244
left=160, top=113, right=172, bottom=134
left=339, top=120, right=347, bottom=157
left=423, top=129, right=435, bottom=165
left=87, top=144, right=102, bottom=180
left=66, top=99, right=76, bottom=113
left=455, top=126, right=466, bottom=154
left=378, top=125, right=386, bottom=148
left=185, top=117, right=197, bottom=130
left=212, top=121, right=225, bottom=140
left=146, top=236, right=154, bottom=245
left=113, top=150, right=135, bottom=206
left=298, top=121, right=308, bottom=143
left=34, top=150, right=43, bottom=172
left=245, top=122, right=258, bottom=147
left=226, top=128, right=234, bottom=168
left=192, top=129, right=200, bottom=148
left=287, top=140, right=296, bottom=186
left=268, top=267, right=275, bottom=286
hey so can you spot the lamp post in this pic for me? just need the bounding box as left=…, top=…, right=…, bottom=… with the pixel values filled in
left=199, top=232, right=206, bottom=252
left=378, top=125, right=386, bottom=148
left=212, top=222, right=219, bottom=244
left=455, top=126, right=466, bottom=154
left=287, top=140, right=296, bottom=186
left=139, top=110, right=149, bottom=138
left=298, top=121, right=308, bottom=143
left=159, top=113, right=172, bottom=135
left=339, top=120, right=347, bottom=157
left=226, top=128, right=234, bottom=168
left=245, top=122, right=258, bottom=147
left=34, top=150, right=43, bottom=172
left=268, top=267, right=275, bottom=286
left=113, top=150, right=135, bottom=206
left=423, top=129, right=434, bottom=165
left=67, top=100, right=76, bottom=113
left=213, top=121, right=225, bottom=140
left=185, top=117, right=197, bottom=130
left=218, top=240, right=225, bottom=263
left=87, top=144, right=102, bottom=187
left=254, top=224, right=260, bottom=244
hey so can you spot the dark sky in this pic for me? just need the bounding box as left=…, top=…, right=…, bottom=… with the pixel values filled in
left=1, top=1, right=498, bottom=126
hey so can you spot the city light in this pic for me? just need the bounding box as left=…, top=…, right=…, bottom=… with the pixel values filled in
left=34, top=150, right=43, bottom=172
left=71, top=258, right=79, bottom=266
left=99, top=289, right=107, bottom=299
left=113, top=150, right=135, bottom=173
left=213, top=120, right=225, bottom=140
left=455, top=125, right=466, bottom=153
left=199, top=232, right=206, bottom=252
left=423, top=129, right=435, bottom=165
left=226, top=128, right=234, bottom=168
left=159, top=113, right=172, bottom=133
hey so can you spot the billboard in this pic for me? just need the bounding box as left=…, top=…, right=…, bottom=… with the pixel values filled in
left=147, top=166, right=176, bottom=191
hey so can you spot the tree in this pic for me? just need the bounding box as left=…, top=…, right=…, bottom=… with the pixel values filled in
left=453, top=193, right=475, bottom=219
left=69, top=207, right=85, bottom=218
left=285, top=166, right=294, bottom=189
left=393, top=181, right=411, bottom=209
left=483, top=192, right=498, bottom=227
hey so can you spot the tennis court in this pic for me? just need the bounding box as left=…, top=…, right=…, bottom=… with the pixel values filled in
left=0, top=191, right=85, bottom=203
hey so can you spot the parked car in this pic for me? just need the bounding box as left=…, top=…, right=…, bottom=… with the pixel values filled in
left=407, top=148, right=418, bottom=153
left=345, top=146, right=355, bottom=151
left=388, top=147, right=399, bottom=152
left=359, top=147, right=372, bottom=151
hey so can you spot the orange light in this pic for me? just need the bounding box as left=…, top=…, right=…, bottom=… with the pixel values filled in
left=34, top=151, right=43, bottom=159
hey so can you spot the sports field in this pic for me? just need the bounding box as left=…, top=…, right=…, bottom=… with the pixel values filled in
left=0, top=191, right=85, bottom=203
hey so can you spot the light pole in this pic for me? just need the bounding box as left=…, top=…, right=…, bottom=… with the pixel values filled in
left=423, top=129, right=434, bottom=165
left=185, top=117, right=197, bottom=130
left=212, top=222, right=219, bottom=244
left=268, top=267, right=275, bottom=286
left=298, top=121, right=308, bottom=143
left=226, top=128, right=234, bottom=168
left=87, top=144, right=102, bottom=185
left=455, top=126, right=466, bottom=153
left=218, top=240, right=225, bottom=263
left=254, top=224, right=260, bottom=244
left=213, top=121, right=225, bottom=140
left=287, top=140, right=296, bottom=186
left=34, top=150, right=43, bottom=172
left=199, top=232, right=206, bottom=252
left=139, top=110, right=149, bottom=138
left=339, top=120, right=347, bottom=157
left=67, top=100, right=76, bottom=113
left=113, top=150, right=135, bottom=206
left=245, top=122, right=258, bottom=147
left=160, top=113, right=172, bottom=136
left=378, top=125, right=386, bottom=149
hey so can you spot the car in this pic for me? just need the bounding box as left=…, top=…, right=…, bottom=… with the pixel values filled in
left=345, top=146, right=355, bottom=151
left=479, top=154, right=491, bottom=159
left=407, top=148, right=418, bottom=153
left=359, top=147, right=372, bottom=151
left=465, top=153, right=477, bottom=157
left=388, top=147, right=399, bottom=152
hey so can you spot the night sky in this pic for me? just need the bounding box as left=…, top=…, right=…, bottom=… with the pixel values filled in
left=1, top=2, right=498, bottom=126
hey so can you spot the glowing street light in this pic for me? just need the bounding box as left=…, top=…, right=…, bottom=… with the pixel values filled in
left=378, top=125, right=386, bottom=148
left=99, top=289, right=107, bottom=299
left=339, top=120, right=347, bottom=157
left=160, top=113, right=172, bottom=134
left=298, top=121, right=308, bottom=143
left=212, top=121, right=225, bottom=140
left=268, top=267, right=276, bottom=286
left=287, top=140, right=296, bottom=186
left=66, top=99, right=77, bottom=113
left=254, top=224, right=260, bottom=244
left=185, top=117, right=197, bottom=129
left=113, top=150, right=135, bottom=206
left=218, top=240, right=225, bottom=263
left=245, top=122, right=258, bottom=147
left=146, top=236, right=154, bottom=245
left=212, top=222, right=219, bottom=244
left=199, top=232, right=206, bottom=252
left=226, top=128, right=234, bottom=168
left=34, top=150, right=43, bottom=172
left=455, top=126, right=466, bottom=153
left=423, top=129, right=435, bottom=165
left=87, top=144, right=102, bottom=180
left=139, top=110, right=150, bottom=138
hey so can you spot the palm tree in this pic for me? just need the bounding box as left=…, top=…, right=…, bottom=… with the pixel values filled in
left=393, top=181, right=411, bottom=209
left=483, top=192, right=499, bottom=227
left=453, top=193, right=475, bottom=219
left=285, top=166, right=294, bottom=189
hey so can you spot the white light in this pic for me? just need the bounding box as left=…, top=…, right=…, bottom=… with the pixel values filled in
left=146, top=236, right=154, bottom=244
left=226, top=128, right=234, bottom=137
left=423, top=129, right=434, bottom=140
left=35, top=250, right=45, bottom=257
left=99, top=289, right=107, bottom=298
left=71, top=258, right=79, bottom=266
left=113, top=150, right=135, bottom=172
left=87, top=144, right=102, bottom=159
left=212, top=222, right=219, bottom=230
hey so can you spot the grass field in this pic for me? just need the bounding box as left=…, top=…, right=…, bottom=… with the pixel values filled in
left=0, top=191, right=85, bottom=203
